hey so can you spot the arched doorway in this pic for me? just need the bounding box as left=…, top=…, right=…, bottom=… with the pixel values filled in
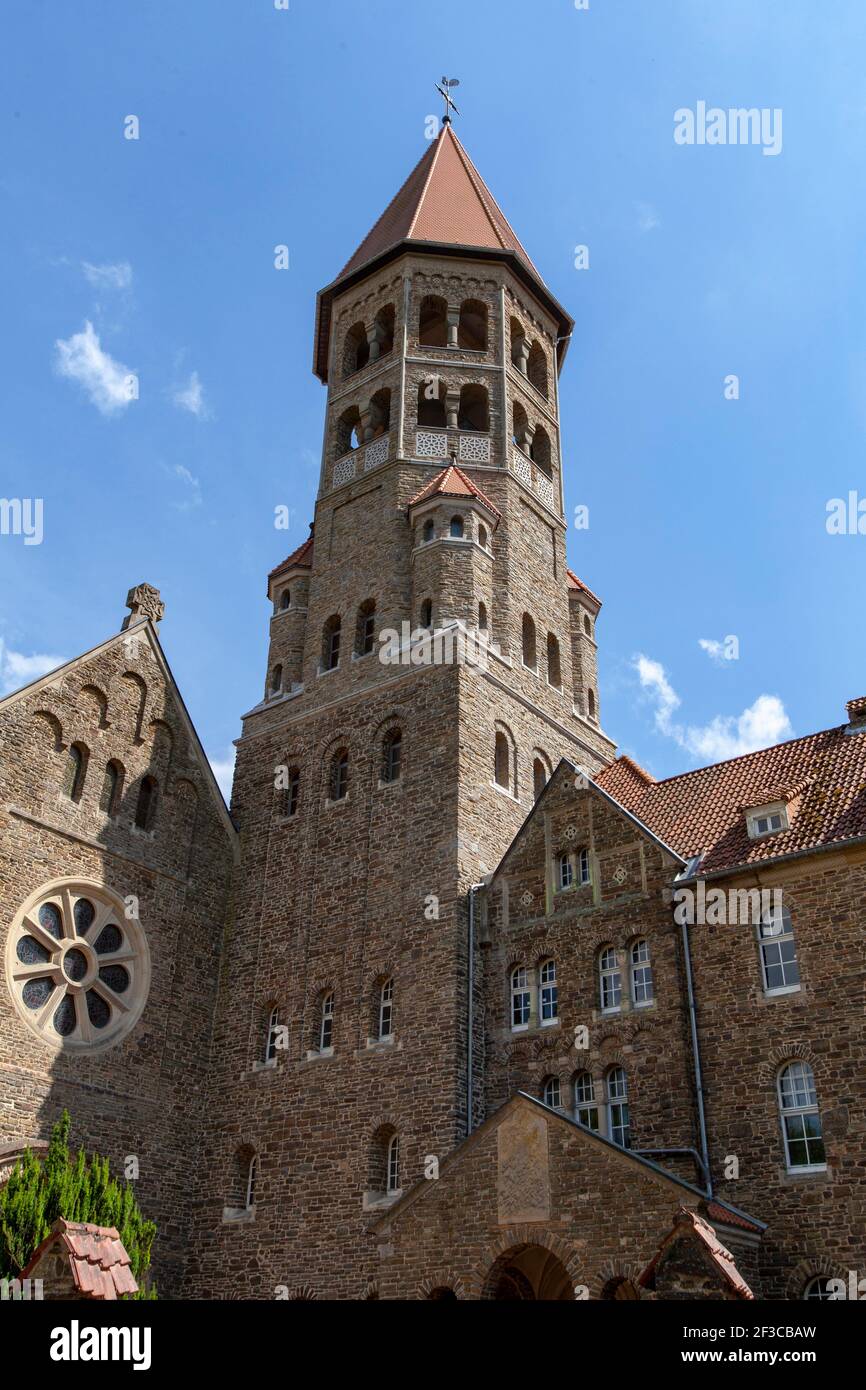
left=483, top=1244, right=574, bottom=1301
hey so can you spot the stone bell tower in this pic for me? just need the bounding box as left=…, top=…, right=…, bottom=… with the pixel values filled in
left=193, top=117, right=616, bottom=1300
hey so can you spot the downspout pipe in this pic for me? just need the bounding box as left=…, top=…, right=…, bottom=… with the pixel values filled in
left=467, top=883, right=485, bottom=1137
left=681, top=919, right=713, bottom=1197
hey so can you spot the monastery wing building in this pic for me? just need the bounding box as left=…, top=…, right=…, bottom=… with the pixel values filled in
left=1, top=123, right=863, bottom=1302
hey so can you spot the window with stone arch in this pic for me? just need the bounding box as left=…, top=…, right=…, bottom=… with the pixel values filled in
left=318, top=990, right=335, bottom=1053
left=369, top=385, right=391, bottom=438
left=335, top=403, right=363, bottom=457
left=420, top=597, right=433, bottom=628
left=280, top=765, right=300, bottom=818
left=478, top=601, right=488, bottom=634
left=264, top=1004, right=281, bottom=1063
left=329, top=748, right=349, bottom=802
left=381, top=727, right=402, bottom=784
left=494, top=727, right=515, bottom=794
left=279, top=587, right=291, bottom=611
left=228, top=1145, right=257, bottom=1212
left=630, top=938, right=654, bottom=1007
left=378, top=976, right=394, bottom=1040
left=509, top=316, right=527, bottom=371
left=322, top=614, right=341, bottom=671
left=532, top=754, right=549, bottom=799
left=372, top=303, right=395, bottom=359
left=546, top=633, right=562, bottom=688
left=606, top=1066, right=630, bottom=1148
left=458, top=298, right=488, bottom=351
left=418, top=294, right=447, bottom=347
left=355, top=598, right=377, bottom=657
left=417, top=377, right=446, bottom=427
left=458, top=383, right=489, bottom=432
left=532, top=424, right=553, bottom=478
left=269, top=662, right=283, bottom=697
left=422, top=517, right=435, bottom=544
left=539, top=957, right=558, bottom=1024
left=368, top=1124, right=399, bottom=1196
left=134, top=775, right=158, bottom=832
left=99, top=760, right=124, bottom=818
left=521, top=613, right=537, bottom=670
left=6, top=877, right=151, bottom=1052
left=449, top=514, right=465, bottom=539
left=803, top=1276, right=838, bottom=1301
left=599, top=946, right=622, bottom=1013
left=573, top=1071, right=599, bottom=1130
left=527, top=341, right=549, bottom=398
left=542, top=1075, right=561, bottom=1109
left=512, top=400, right=529, bottom=451
left=343, top=321, right=369, bottom=378
left=587, top=688, right=597, bottom=721
left=63, top=743, right=88, bottom=803
left=510, top=964, right=530, bottom=1031
left=777, top=1061, right=825, bottom=1172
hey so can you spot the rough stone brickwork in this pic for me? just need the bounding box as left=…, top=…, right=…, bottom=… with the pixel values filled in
left=0, top=616, right=236, bottom=1295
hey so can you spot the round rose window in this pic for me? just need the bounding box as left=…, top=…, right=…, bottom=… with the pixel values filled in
left=6, top=879, right=150, bottom=1052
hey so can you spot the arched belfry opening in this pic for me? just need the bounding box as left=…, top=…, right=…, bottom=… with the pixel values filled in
left=482, top=1244, right=574, bottom=1301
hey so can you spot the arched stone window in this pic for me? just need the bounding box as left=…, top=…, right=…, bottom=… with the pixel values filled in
left=228, top=1146, right=257, bottom=1212
left=542, top=1075, right=562, bottom=1109
left=510, top=964, right=530, bottom=1030
left=264, top=1005, right=281, bottom=1062
left=532, top=424, right=552, bottom=477
left=355, top=599, right=376, bottom=657
left=280, top=588, right=291, bottom=611
left=521, top=613, right=537, bottom=670
left=599, top=946, right=621, bottom=1013
left=427, top=1286, right=458, bottom=1300
left=319, top=991, right=335, bottom=1053
left=368, top=1124, right=399, bottom=1196
left=630, top=939, right=654, bottom=1006
left=343, top=321, right=369, bottom=378
left=587, top=688, right=596, bottom=720
left=512, top=401, right=529, bottom=450
left=381, top=729, right=402, bottom=784
left=134, top=775, right=158, bottom=831
left=494, top=729, right=513, bottom=792
left=573, top=1072, right=599, bottom=1130
left=458, top=298, right=488, bottom=351
left=778, top=1062, right=825, bottom=1171
left=378, top=977, right=394, bottom=1040
left=6, top=878, right=151, bottom=1052
left=546, top=633, right=561, bottom=688
left=532, top=757, right=548, bottom=799
left=329, top=749, right=349, bottom=802
left=322, top=614, right=341, bottom=671
left=419, top=294, right=448, bottom=347
left=803, top=1277, right=838, bottom=1300
left=606, top=1066, right=630, bottom=1147
left=281, top=766, right=300, bottom=818
left=373, top=303, right=395, bottom=359
left=527, top=341, right=549, bottom=398
left=583, top=613, right=591, bottom=635
left=336, top=404, right=363, bottom=456
left=422, top=518, right=435, bottom=544
left=539, top=958, right=557, bottom=1024
left=478, top=523, right=488, bottom=549
left=420, top=598, right=433, bottom=628
left=269, top=663, right=283, bottom=696
left=478, top=601, right=488, bottom=632
left=509, top=316, right=527, bottom=371
left=99, top=760, right=124, bottom=818
left=63, top=743, right=88, bottom=803
left=449, top=514, right=464, bottom=539
left=458, top=383, right=489, bottom=432
left=417, top=379, right=447, bottom=427
left=369, top=386, right=391, bottom=437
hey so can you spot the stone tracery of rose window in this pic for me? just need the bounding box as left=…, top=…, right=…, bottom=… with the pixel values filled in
left=6, top=880, right=149, bottom=1051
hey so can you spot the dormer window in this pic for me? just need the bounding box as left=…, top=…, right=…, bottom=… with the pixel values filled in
left=746, top=802, right=789, bottom=839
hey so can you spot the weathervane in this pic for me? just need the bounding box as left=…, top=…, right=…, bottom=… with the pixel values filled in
left=435, top=76, right=460, bottom=125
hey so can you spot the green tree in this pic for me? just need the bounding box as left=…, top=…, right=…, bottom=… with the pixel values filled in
left=0, top=1111, right=157, bottom=1298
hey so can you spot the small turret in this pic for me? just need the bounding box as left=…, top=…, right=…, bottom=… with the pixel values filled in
left=407, top=462, right=499, bottom=634
left=264, top=527, right=313, bottom=700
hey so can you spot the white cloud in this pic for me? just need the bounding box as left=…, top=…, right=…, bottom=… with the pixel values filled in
left=55, top=321, right=136, bottom=416
left=698, top=638, right=725, bottom=663
left=634, top=653, right=793, bottom=763
left=166, top=463, right=202, bottom=510
left=81, top=260, right=132, bottom=290
left=636, top=201, right=660, bottom=233
left=173, top=371, right=208, bottom=418
left=209, top=748, right=235, bottom=802
left=0, top=640, right=63, bottom=696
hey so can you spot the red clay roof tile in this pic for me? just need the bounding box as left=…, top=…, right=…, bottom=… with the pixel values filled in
left=269, top=527, right=314, bottom=581
left=408, top=463, right=501, bottom=519
left=21, top=1218, right=139, bottom=1299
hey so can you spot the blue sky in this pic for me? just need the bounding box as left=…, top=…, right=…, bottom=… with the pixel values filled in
left=1, top=0, right=864, bottom=794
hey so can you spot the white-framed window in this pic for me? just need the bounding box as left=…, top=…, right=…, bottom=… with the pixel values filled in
left=557, top=852, right=573, bottom=890
left=599, top=947, right=621, bottom=1013
left=630, top=939, right=654, bottom=1006
left=758, top=905, right=800, bottom=994
left=265, top=1005, right=280, bottom=1063
left=378, top=978, right=394, bottom=1040
left=539, top=958, right=558, bottom=1024
left=574, top=1072, right=599, bottom=1131
left=747, top=802, right=788, bottom=839
left=510, top=965, right=530, bottom=1030
left=386, top=1134, right=400, bottom=1193
left=543, top=1075, right=561, bottom=1109
left=778, top=1061, right=825, bottom=1172
left=606, top=1066, right=630, bottom=1148
left=319, top=992, right=334, bottom=1052
left=577, top=847, right=590, bottom=884
left=245, top=1153, right=258, bottom=1209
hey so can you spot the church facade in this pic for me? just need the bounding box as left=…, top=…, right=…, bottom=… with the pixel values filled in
left=1, top=122, right=863, bottom=1301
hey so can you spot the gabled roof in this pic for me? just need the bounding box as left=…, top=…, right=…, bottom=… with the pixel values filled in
left=339, top=122, right=539, bottom=282
left=0, top=618, right=238, bottom=851
left=638, top=1205, right=755, bottom=1299
left=21, top=1219, right=138, bottom=1299
left=407, top=463, right=501, bottom=521
left=269, top=526, right=315, bottom=582
left=372, top=1092, right=765, bottom=1236
left=595, top=718, right=866, bottom=876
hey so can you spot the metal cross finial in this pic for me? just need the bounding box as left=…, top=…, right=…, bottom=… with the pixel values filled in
left=435, top=76, right=461, bottom=125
